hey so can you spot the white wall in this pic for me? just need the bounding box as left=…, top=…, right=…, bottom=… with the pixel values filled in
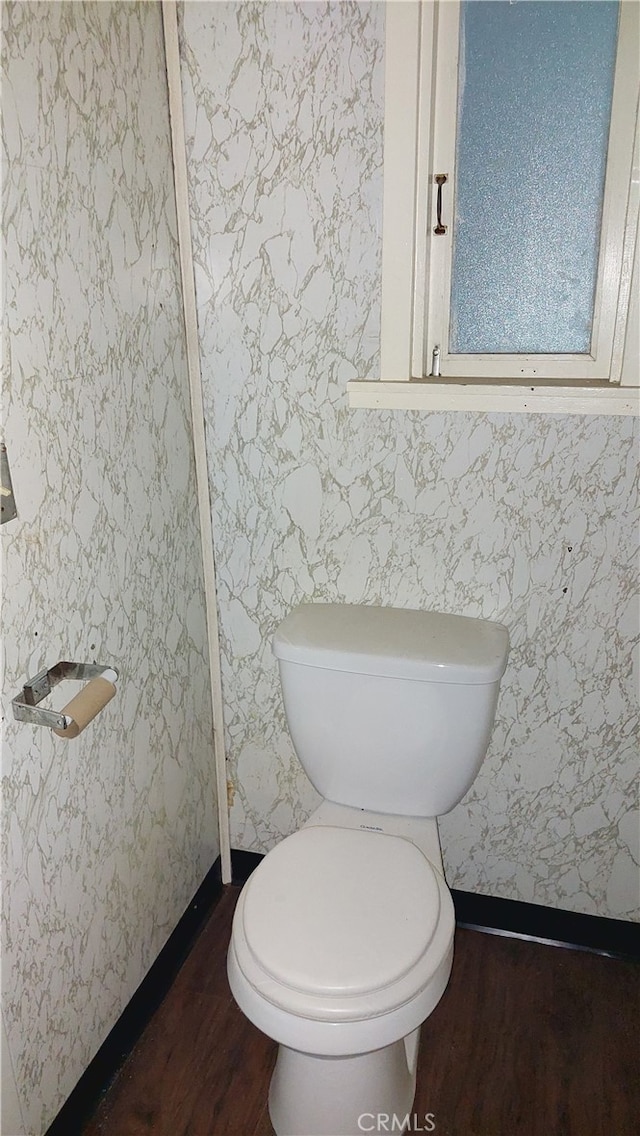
left=178, top=0, right=639, bottom=922
left=1, top=1014, right=25, bottom=1136
left=1, top=3, right=218, bottom=1130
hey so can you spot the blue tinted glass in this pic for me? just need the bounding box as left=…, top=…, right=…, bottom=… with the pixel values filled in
left=450, top=0, right=619, bottom=355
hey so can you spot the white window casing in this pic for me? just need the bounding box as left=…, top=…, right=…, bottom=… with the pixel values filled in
left=349, top=0, right=640, bottom=416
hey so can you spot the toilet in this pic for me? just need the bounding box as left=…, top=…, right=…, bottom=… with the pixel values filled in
left=227, top=603, right=509, bottom=1136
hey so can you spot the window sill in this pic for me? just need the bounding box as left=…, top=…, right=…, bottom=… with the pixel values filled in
left=347, top=380, right=640, bottom=417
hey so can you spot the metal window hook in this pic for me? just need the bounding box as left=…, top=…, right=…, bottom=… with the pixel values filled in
left=433, top=174, right=448, bottom=236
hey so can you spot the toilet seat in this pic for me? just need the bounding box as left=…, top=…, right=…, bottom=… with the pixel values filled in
left=231, top=825, right=454, bottom=1025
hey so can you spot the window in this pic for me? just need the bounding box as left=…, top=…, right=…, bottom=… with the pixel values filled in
left=349, top=0, right=639, bottom=415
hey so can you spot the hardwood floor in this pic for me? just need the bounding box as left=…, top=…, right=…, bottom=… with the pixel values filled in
left=83, top=886, right=639, bottom=1136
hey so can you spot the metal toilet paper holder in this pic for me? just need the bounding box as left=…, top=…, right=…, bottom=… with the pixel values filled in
left=12, top=661, right=119, bottom=730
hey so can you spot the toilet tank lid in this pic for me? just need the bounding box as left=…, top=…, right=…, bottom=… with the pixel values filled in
left=272, top=604, right=509, bottom=684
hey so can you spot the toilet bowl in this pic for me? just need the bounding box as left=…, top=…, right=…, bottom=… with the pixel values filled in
left=227, top=603, right=509, bottom=1136
left=228, top=823, right=455, bottom=1136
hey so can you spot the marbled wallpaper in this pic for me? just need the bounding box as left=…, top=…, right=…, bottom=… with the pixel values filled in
left=2, top=3, right=218, bottom=1131
left=179, top=0, right=638, bottom=923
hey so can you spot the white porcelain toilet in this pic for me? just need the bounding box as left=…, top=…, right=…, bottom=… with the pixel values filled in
left=227, top=603, right=509, bottom=1136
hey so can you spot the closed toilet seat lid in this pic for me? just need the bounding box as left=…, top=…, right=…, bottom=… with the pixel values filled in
left=241, top=826, right=441, bottom=1001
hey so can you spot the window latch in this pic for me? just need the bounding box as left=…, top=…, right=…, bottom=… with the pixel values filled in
left=433, top=174, right=448, bottom=235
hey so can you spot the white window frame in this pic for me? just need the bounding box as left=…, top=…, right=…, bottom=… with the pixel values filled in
left=348, top=0, right=640, bottom=416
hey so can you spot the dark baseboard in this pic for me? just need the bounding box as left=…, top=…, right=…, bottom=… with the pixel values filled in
left=452, top=888, right=640, bottom=961
left=231, top=847, right=265, bottom=885
left=230, top=848, right=640, bottom=961
left=45, top=856, right=224, bottom=1136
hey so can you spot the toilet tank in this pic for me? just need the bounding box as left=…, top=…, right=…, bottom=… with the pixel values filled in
left=273, top=604, right=509, bottom=817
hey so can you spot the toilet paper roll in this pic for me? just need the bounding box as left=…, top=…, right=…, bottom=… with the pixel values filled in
left=52, top=676, right=116, bottom=739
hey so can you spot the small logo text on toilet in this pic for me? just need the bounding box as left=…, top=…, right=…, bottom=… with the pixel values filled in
left=357, top=1113, right=436, bottom=1133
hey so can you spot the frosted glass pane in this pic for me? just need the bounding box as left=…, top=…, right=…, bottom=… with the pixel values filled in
left=450, top=0, right=619, bottom=355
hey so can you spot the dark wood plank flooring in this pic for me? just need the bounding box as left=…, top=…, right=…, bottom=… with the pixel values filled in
left=83, top=886, right=639, bottom=1136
